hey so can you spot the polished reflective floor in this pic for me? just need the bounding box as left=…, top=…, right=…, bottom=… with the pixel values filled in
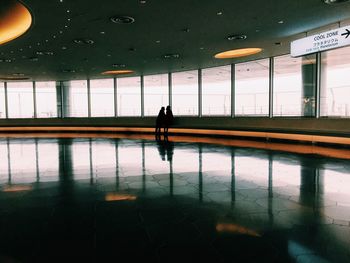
left=0, top=134, right=350, bottom=262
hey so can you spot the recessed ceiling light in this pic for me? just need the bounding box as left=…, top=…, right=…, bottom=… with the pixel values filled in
left=217, top=11, right=223, bottom=15
left=214, top=48, right=263, bottom=59
left=227, top=34, right=247, bottom=41
left=101, top=70, right=134, bottom=75
left=110, top=16, right=135, bottom=24
left=324, top=0, right=350, bottom=3
left=278, top=20, right=284, bottom=24
left=140, top=0, right=146, bottom=3
left=156, top=40, right=161, bottom=43
left=62, top=46, right=67, bottom=50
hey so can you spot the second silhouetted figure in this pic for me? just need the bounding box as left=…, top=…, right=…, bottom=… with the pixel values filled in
left=164, top=105, right=174, bottom=135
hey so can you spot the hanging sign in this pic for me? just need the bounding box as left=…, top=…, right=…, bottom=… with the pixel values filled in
left=291, top=25, right=350, bottom=57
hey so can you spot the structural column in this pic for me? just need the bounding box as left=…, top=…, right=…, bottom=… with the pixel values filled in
left=61, top=81, right=71, bottom=117
left=231, top=64, right=235, bottom=118
left=114, top=78, right=118, bottom=117
left=56, top=81, right=64, bottom=118
left=4, top=82, right=9, bottom=119
left=141, top=75, right=144, bottom=117
left=87, top=79, right=91, bottom=117
left=198, top=69, right=202, bottom=117
left=33, top=81, right=37, bottom=118
left=269, top=57, right=274, bottom=118
left=301, top=55, right=317, bottom=117
left=168, top=73, right=172, bottom=108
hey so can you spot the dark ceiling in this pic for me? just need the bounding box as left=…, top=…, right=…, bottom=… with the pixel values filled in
left=1, top=0, right=350, bottom=81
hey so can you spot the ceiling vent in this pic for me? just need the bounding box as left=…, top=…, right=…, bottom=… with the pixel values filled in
left=163, top=54, right=180, bottom=59
left=110, top=16, right=135, bottom=24
left=73, top=39, right=94, bottom=45
left=227, top=34, right=247, bottom=41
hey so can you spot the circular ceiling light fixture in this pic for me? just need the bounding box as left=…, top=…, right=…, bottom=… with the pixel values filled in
left=214, top=48, right=263, bottom=59
left=227, top=34, right=247, bottom=41
left=0, top=0, right=32, bottom=45
left=110, top=16, right=135, bottom=24
left=324, top=0, right=350, bottom=4
left=102, top=70, right=134, bottom=75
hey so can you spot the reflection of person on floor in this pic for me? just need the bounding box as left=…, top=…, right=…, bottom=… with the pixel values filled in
left=156, top=136, right=174, bottom=162
left=165, top=139, right=174, bottom=162
left=156, top=137, right=166, bottom=161
left=155, top=106, right=166, bottom=137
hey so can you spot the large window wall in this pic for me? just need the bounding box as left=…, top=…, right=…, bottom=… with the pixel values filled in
left=1, top=45, right=350, bottom=120
left=235, top=59, right=269, bottom=116
left=273, top=55, right=303, bottom=116
left=90, top=79, right=114, bottom=117
left=7, top=82, right=34, bottom=118
left=62, top=80, right=88, bottom=117
left=0, top=83, right=5, bottom=119
left=320, top=46, right=350, bottom=117
left=172, top=70, right=198, bottom=116
left=117, top=77, right=141, bottom=116
left=36, top=81, right=57, bottom=118
left=202, top=65, right=231, bottom=116
left=144, top=74, right=169, bottom=116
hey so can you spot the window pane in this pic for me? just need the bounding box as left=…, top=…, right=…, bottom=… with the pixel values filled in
left=90, top=79, right=114, bottom=117
left=63, top=80, right=88, bottom=117
left=202, top=65, right=231, bottom=116
left=117, top=77, right=141, bottom=116
left=144, top=74, right=169, bottom=116
left=273, top=55, right=303, bottom=116
left=235, top=59, right=269, bottom=116
left=7, top=82, right=34, bottom=118
left=0, top=83, right=5, bottom=119
left=172, top=70, right=198, bottom=116
left=321, top=46, right=350, bottom=117
left=36, top=81, right=57, bottom=118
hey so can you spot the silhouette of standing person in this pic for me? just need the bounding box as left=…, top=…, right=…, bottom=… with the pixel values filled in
left=155, top=106, right=166, bottom=136
left=164, top=105, right=174, bottom=135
